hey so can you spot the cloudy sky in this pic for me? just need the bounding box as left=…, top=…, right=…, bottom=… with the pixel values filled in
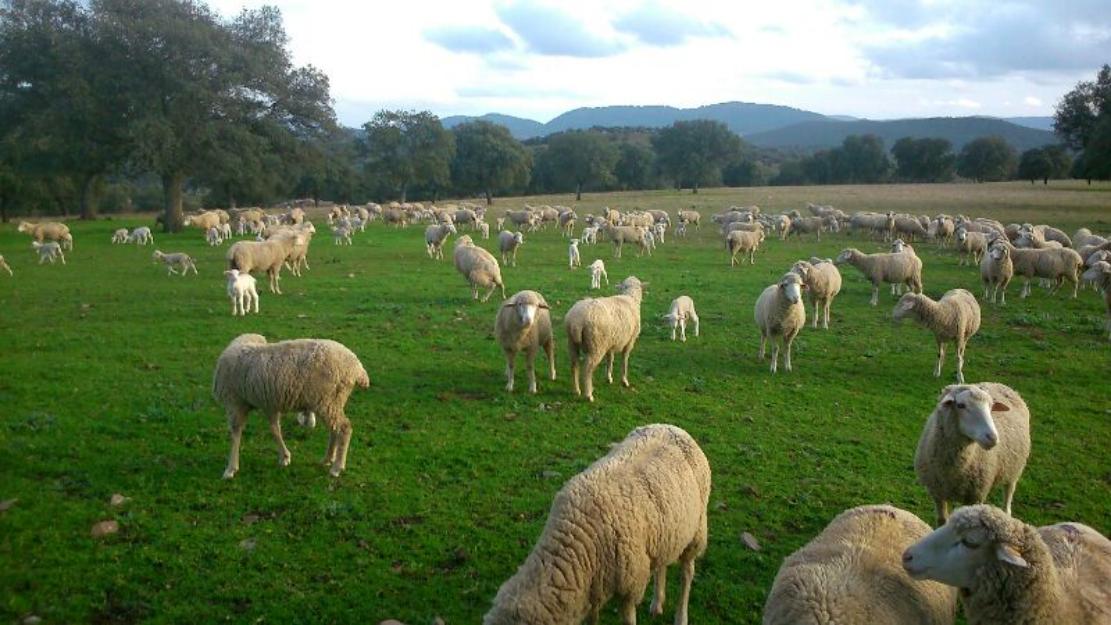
left=208, top=0, right=1109, bottom=126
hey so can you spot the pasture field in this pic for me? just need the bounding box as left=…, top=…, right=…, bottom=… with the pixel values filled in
left=1, top=181, right=1109, bottom=624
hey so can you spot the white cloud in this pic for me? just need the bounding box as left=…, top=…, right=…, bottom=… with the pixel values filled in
left=1023, top=96, right=1043, bottom=107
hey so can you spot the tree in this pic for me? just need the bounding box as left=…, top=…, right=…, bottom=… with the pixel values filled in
left=722, top=158, right=764, bottom=187
left=891, top=137, right=955, bottom=182
left=1079, top=116, right=1111, bottom=181
left=541, top=131, right=618, bottom=200
left=1054, top=65, right=1111, bottom=150
left=360, top=110, right=454, bottom=202
left=613, top=142, right=656, bottom=190
left=957, top=136, right=1017, bottom=182
left=837, top=134, right=889, bottom=183
left=450, top=121, right=531, bottom=204
left=652, top=120, right=742, bottom=193
left=1017, top=148, right=1053, bottom=184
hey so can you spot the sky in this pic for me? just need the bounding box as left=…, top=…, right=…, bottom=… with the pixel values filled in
left=207, top=0, right=1111, bottom=127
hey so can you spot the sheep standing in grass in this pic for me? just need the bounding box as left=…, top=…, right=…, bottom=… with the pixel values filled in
left=206, top=226, right=222, bottom=246
left=494, top=290, right=555, bottom=393
left=980, top=244, right=1014, bottom=304
left=498, top=230, right=525, bottom=267
left=224, top=269, right=259, bottom=316
left=453, top=235, right=505, bottom=302
left=152, top=250, right=197, bottom=276
left=606, top=224, right=651, bottom=258
left=17, top=221, right=70, bottom=244
left=0, top=254, right=12, bottom=276
left=763, top=505, right=957, bottom=625
left=212, top=334, right=369, bottom=479
left=478, top=221, right=490, bottom=240
left=32, top=241, right=65, bottom=264
left=565, top=276, right=646, bottom=402
left=331, top=225, right=353, bottom=245
left=893, top=289, right=980, bottom=383
left=755, top=272, right=806, bottom=373
left=568, top=238, right=581, bottom=269
left=484, top=423, right=710, bottom=625
left=727, top=229, right=764, bottom=266
left=903, top=504, right=1111, bottom=625
left=663, top=296, right=699, bottom=341
left=957, top=228, right=988, bottom=266
left=1082, top=261, right=1111, bottom=339
left=589, top=259, right=609, bottom=290
left=227, top=236, right=300, bottom=294
left=791, top=259, right=841, bottom=329
left=993, top=240, right=1084, bottom=299
left=835, top=248, right=923, bottom=306
left=281, top=233, right=313, bottom=277
left=111, top=228, right=129, bottom=244
left=127, top=227, right=154, bottom=246
left=914, top=382, right=1030, bottom=526
left=424, top=223, right=456, bottom=260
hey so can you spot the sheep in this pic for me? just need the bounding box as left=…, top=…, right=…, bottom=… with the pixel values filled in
left=17, top=221, right=70, bottom=244
left=478, top=221, right=490, bottom=240
left=565, top=276, right=646, bottom=402
left=0, top=254, right=11, bottom=276
left=127, top=227, right=154, bottom=246
left=498, top=230, right=525, bottom=267
left=894, top=215, right=929, bottom=242
left=453, top=235, right=505, bottom=302
left=790, top=259, right=841, bottom=329
left=224, top=269, right=259, bottom=316
left=763, top=505, right=957, bottom=625
left=929, top=216, right=955, bottom=247
left=727, top=229, right=764, bottom=266
left=331, top=225, right=353, bottom=245
left=484, top=423, right=710, bottom=625
left=152, top=250, right=197, bottom=276
left=183, top=211, right=222, bottom=231
left=581, top=225, right=599, bottom=244
left=902, top=504, right=1111, bottom=625
left=893, top=289, right=980, bottom=383
left=424, top=223, right=457, bottom=260
left=111, top=228, right=129, bottom=244
left=281, top=233, right=313, bottom=277
left=560, top=211, right=578, bottom=237
left=653, top=222, right=667, bottom=245
left=206, top=226, right=222, bottom=246
left=677, top=209, right=701, bottom=228
left=1015, top=229, right=1063, bottom=250
left=956, top=228, right=989, bottom=265
left=1072, top=227, right=1107, bottom=249
left=1020, top=223, right=1072, bottom=248
left=834, top=248, right=923, bottom=306
left=589, top=259, right=609, bottom=290
left=980, top=244, right=1014, bottom=304
left=754, top=272, right=806, bottom=373
left=568, top=238, right=581, bottom=269
left=993, top=240, right=1084, bottom=299
left=912, top=382, right=1031, bottom=526
left=31, top=241, right=65, bottom=264
left=494, top=290, right=555, bottom=394
left=1081, top=261, right=1111, bottom=340
left=789, top=216, right=826, bottom=240
left=675, top=221, right=687, bottom=238
left=606, top=224, right=651, bottom=259
left=227, top=237, right=300, bottom=294
left=662, top=296, right=699, bottom=341
left=212, top=334, right=369, bottom=479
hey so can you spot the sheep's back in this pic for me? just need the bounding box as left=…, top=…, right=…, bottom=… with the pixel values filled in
left=565, top=296, right=640, bottom=352
left=214, top=339, right=365, bottom=412
left=1039, top=522, right=1111, bottom=623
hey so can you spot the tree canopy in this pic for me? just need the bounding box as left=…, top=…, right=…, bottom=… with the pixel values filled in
left=538, top=130, right=618, bottom=200
left=956, top=136, right=1017, bottom=182
left=653, top=120, right=742, bottom=193
left=891, top=137, right=955, bottom=182
left=360, top=110, right=454, bottom=202
left=450, top=121, right=531, bottom=204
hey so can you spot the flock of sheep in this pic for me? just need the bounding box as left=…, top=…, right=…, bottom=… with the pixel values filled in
left=6, top=198, right=1110, bottom=625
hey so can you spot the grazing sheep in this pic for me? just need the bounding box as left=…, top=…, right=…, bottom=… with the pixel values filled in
left=494, top=290, right=555, bottom=393
left=903, top=504, right=1111, bottom=625
left=152, top=250, right=197, bottom=276
left=606, top=224, right=651, bottom=258
left=224, top=269, right=259, bottom=316
left=565, top=276, right=646, bottom=402
left=993, top=240, right=1084, bottom=299
left=893, top=289, right=980, bottom=383
left=913, top=382, right=1030, bottom=526
left=589, top=259, right=609, bottom=290
left=484, top=423, right=710, bottom=625
left=663, top=295, right=699, bottom=341
left=281, top=233, right=313, bottom=277
left=206, top=226, right=222, bottom=246
left=497, top=230, right=525, bottom=267
left=212, top=334, right=369, bottom=479
left=0, top=254, right=11, bottom=276
left=424, top=223, right=457, bottom=260
left=754, top=272, right=806, bottom=373
left=727, top=229, right=764, bottom=267
left=17, top=221, right=70, bottom=244
left=111, top=228, right=129, bottom=244
left=980, top=244, right=1014, bottom=304
left=568, top=238, right=581, bottom=269
left=835, top=248, right=923, bottom=306
left=957, top=228, right=989, bottom=265
left=31, top=241, right=65, bottom=264
left=789, top=216, right=826, bottom=240
left=183, top=211, right=222, bottom=231
left=478, top=221, right=490, bottom=239
left=763, top=505, right=957, bottom=625
left=790, top=259, right=842, bottom=329
left=453, top=235, right=505, bottom=302
left=677, top=209, right=701, bottom=228
left=1082, top=261, right=1111, bottom=339
left=227, top=237, right=300, bottom=294
left=894, top=215, right=929, bottom=242
left=127, top=227, right=154, bottom=246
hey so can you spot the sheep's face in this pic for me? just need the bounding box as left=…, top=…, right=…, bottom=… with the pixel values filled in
left=989, top=246, right=1008, bottom=262
left=939, top=385, right=1007, bottom=449
left=956, top=229, right=968, bottom=242
left=903, top=508, right=1027, bottom=588
left=514, top=232, right=524, bottom=245
left=891, top=239, right=906, bottom=253
left=778, top=274, right=804, bottom=304
left=833, top=249, right=854, bottom=265
left=224, top=269, right=239, bottom=281
left=508, top=298, right=545, bottom=327
left=790, top=262, right=811, bottom=279
left=1082, top=261, right=1111, bottom=285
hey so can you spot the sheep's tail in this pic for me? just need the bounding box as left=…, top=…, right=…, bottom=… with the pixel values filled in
left=356, top=365, right=370, bottom=388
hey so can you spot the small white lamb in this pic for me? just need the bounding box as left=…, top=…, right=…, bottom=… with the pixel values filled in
left=152, top=250, right=197, bottom=276
left=589, top=259, right=608, bottom=289
left=206, top=226, right=222, bottom=246
left=224, top=269, right=259, bottom=316
left=568, top=239, right=581, bottom=269
left=127, top=227, right=154, bottom=245
left=32, top=241, right=65, bottom=264
left=663, top=296, right=700, bottom=341
left=0, top=254, right=12, bottom=276
left=111, top=228, right=129, bottom=244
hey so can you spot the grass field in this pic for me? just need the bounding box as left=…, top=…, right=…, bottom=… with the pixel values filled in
left=1, top=181, right=1109, bottom=625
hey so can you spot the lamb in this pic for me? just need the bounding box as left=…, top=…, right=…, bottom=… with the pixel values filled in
left=754, top=272, right=806, bottom=373
left=902, top=504, right=1111, bottom=625
left=224, top=269, right=259, bottom=316
left=568, top=239, right=581, bottom=269
left=31, top=241, right=65, bottom=264
left=912, top=382, right=1031, bottom=526
left=0, top=254, right=11, bottom=276
left=483, top=423, right=710, bottom=625
left=565, top=276, right=646, bottom=402
left=790, top=259, right=842, bottom=329
left=331, top=225, right=353, bottom=245
left=127, top=227, right=154, bottom=246
left=727, top=229, right=764, bottom=267
left=227, top=236, right=300, bottom=294
left=956, top=228, right=989, bottom=265
left=674, top=221, right=687, bottom=238
left=111, top=228, right=129, bottom=244
left=893, top=289, right=980, bottom=382
left=17, top=221, right=70, bottom=244
left=206, top=226, right=223, bottom=246
left=662, top=296, right=699, bottom=341
left=992, top=240, right=1083, bottom=299
left=281, top=233, right=313, bottom=277
left=453, top=235, right=505, bottom=302
left=152, top=250, right=198, bottom=276
left=1081, top=261, right=1111, bottom=339
left=763, top=505, right=957, bottom=625
left=494, top=290, right=555, bottom=393
left=424, top=223, right=457, bottom=260
left=589, top=259, right=609, bottom=290
left=980, top=244, right=1014, bottom=304
left=581, top=225, right=599, bottom=244
left=653, top=222, right=667, bottom=245
left=212, top=334, right=369, bottom=479
left=498, top=230, right=525, bottom=267
left=478, top=221, right=490, bottom=240
left=560, top=211, right=578, bottom=237
left=835, top=248, right=923, bottom=306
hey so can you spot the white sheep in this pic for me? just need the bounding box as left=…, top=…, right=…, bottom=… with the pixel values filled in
left=152, top=250, right=197, bottom=276
left=727, top=229, right=764, bottom=266
left=606, top=224, right=651, bottom=258
left=568, top=238, right=581, bottom=269
left=17, top=220, right=70, bottom=244
left=0, top=254, right=12, bottom=276
left=565, top=276, right=646, bottom=402
left=893, top=289, right=980, bottom=383
left=424, top=223, right=457, bottom=260
left=331, top=225, right=353, bottom=245
left=206, top=226, right=222, bottom=246
left=980, top=244, right=1014, bottom=304
left=127, top=227, right=154, bottom=246
left=956, top=228, right=988, bottom=266
left=993, top=240, right=1084, bottom=299
left=111, top=228, right=129, bottom=244
left=903, top=504, right=1111, bottom=625
left=494, top=290, right=555, bottom=393
left=498, top=230, right=525, bottom=267
left=484, top=423, right=710, bottom=625
left=32, top=241, right=65, bottom=264
left=663, top=295, right=699, bottom=341
left=212, top=334, right=369, bottom=478
left=675, top=221, right=687, bottom=238
left=589, top=259, right=609, bottom=290
left=754, top=272, right=806, bottom=373
left=453, top=235, right=505, bottom=302
left=581, top=225, right=599, bottom=244
left=764, top=505, right=957, bottom=625
left=227, top=236, right=300, bottom=294
left=224, top=269, right=259, bottom=316
left=478, top=221, right=490, bottom=240
left=835, top=248, right=923, bottom=306
left=653, top=222, right=667, bottom=244
left=790, top=259, right=842, bottom=329
left=1082, top=261, right=1111, bottom=340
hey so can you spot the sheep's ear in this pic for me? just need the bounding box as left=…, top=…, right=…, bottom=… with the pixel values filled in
left=994, top=543, right=1028, bottom=568
left=502, top=301, right=515, bottom=308
left=990, top=401, right=1010, bottom=412
left=938, top=385, right=959, bottom=407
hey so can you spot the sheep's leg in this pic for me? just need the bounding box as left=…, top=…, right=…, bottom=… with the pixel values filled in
left=770, top=341, right=780, bottom=373
left=223, top=406, right=248, bottom=479
left=544, top=339, right=556, bottom=380
left=620, top=347, right=632, bottom=387
left=679, top=318, right=687, bottom=342
left=582, top=352, right=604, bottom=402
left=322, top=431, right=337, bottom=465
left=471, top=284, right=479, bottom=300
left=670, top=323, right=677, bottom=341
left=526, top=347, right=538, bottom=394
left=1003, top=480, right=1017, bottom=516
left=935, top=341, right=945, bottom=378
left=870, top=283, right=879, bottom=306
left=1021, top=279, right=1031, bottom=298
left=955, top=340, right=966, bottom=384
left=650, top=566, right=667, bottom=616
left=999, top=284, right=1007, bottom=305
left=620, top=595, right=638, bottom=625
left=231, top=296, right=239, bottom=316
left=329, top=419, right=353, bottom=477
left=823, top=300, right=831, bottom=329
left=935, top=499, right=949, bottom=527
left=605, top=351, right=615, bottom=384
left=692, top=313, right=700, bottom=337
left=268, top=412, right=291, bottom=467
left=1070, top=277, right=1078, bottom=298
left=481, top=283, right=497, bottom=302
left=812, top=300, right=819, bottom=328
left=503, top=350, right=516, bottom=392
left=758, top=333, right=766, bottom=360
left=569, top=342, right=582, bottom=396
left=784, top=336, right=794, bottom=372
left=674, top=557, right=695, bottom=625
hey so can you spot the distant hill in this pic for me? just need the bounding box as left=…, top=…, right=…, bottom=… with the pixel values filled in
left=1004, top=116, right=1056, bottom=132
left=744, top=117, right=1058, bottom=152
left=441, top=113, right=546, bottom=140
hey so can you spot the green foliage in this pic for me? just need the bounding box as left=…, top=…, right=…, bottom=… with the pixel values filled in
left=1016, top=145, right=1069, bottom=185
left=891, top=137, right=955, bottom=182
left=450, top=121, right=532, bottom=204
left=360, top=110, right=455, bottom=202
left=1078, top=116, right=1111, bottom=181
left=653, top=120, right=743, bottom=192
left=614, top=142, right=658, bottom=190
left=957, top=136, right=1017, bottom=182
left=535, top=130, right=618, bottom=200
left=1054, top=64, right=1111, bottom=150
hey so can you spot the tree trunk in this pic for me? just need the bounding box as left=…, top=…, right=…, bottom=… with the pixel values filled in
left=400, top=183, right=408, bottom=203
left=79, top=173, right=98, bottom=220
left=485, top=188, right=492, bottom=205
left=161, top=172, right=185, bottom=233
left=0, top=194, right=7, bottom=223
left=692, top=182, right=699, bottom=194
left=1042, top=177, right=1048, bottom=185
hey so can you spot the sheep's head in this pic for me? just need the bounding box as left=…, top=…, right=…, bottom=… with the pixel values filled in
left=514, top=232, right=524, bottom=245
left=224, top=269, right=240, bottom=280
left=790, top=260, right=812, bottom=279
left=935, top=384, right=1009, bottom=449
left=902, top=504, right=1030, bottom=588
left=778, top=272, right=805, bottom=304
left=891, top=239, right=907, bottom=253
left=956, top=228, right=968, bottom=242
left=833, top=249, right=856, bottom=265
left=1082, top=261, right=1111, bottom=286
left=892, top=293, right=922, bottom=322
left=988, top=245, right=1009, bottom=262
left=455, top=235, right=474, bottom=248
left=504, top=291, right=549, bottom=327
left=569, top=239, right=579, bottom=248
left=617, top=276, right=647, bottom=300
left=151, top=251, right=164, bottom=262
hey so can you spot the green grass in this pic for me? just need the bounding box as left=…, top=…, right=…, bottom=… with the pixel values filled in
left=1, top=181, right=1109, bottom=625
